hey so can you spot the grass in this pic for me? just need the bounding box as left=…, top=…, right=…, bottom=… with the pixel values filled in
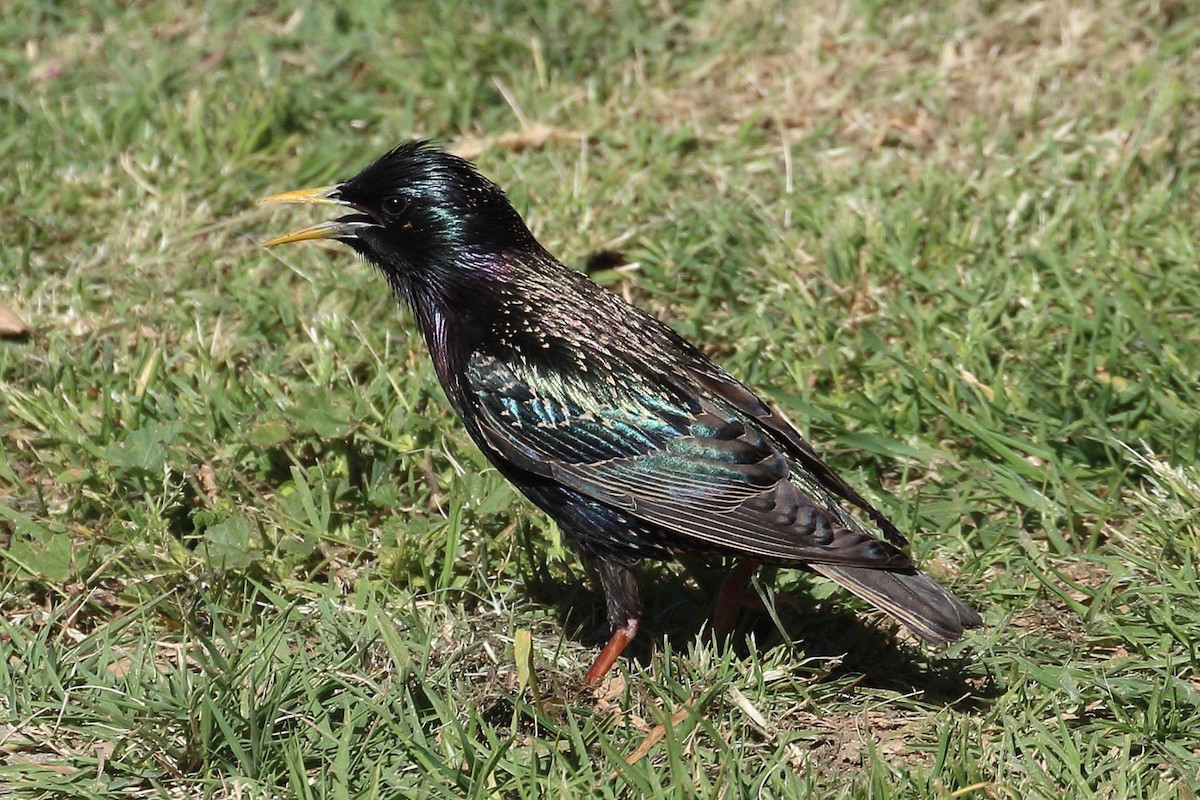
left=2, top=0, right=1199, bottom=796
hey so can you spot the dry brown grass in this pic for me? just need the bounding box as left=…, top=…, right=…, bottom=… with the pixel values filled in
left=641, top=0, right=1195, bottom=174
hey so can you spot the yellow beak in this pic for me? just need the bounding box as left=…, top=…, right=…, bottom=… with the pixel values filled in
left=258, top=185, right=353, bottom=247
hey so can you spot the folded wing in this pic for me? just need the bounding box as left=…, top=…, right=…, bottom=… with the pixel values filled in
left=465, top=350, right=910, bottom=569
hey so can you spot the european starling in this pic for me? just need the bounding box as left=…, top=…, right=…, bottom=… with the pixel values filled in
left=261, top=141, right=982, bottom=683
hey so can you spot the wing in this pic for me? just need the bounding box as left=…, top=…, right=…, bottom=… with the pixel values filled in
left=465, top=350, right=910, bottom=569
left=688, top=368, right=909, bottom=547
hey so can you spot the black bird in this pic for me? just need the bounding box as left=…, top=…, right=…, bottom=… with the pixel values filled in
left=261, top=142, right=982, bottom=683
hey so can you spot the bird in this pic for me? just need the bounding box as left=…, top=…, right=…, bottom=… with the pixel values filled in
left=260, top=141, right=982, bottom=684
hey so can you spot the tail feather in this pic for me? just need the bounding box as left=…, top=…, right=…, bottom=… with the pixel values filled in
left=811, top=564, right=983, bottom=644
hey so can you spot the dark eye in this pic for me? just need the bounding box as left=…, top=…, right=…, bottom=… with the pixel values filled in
left=381, top=195, right=408, bottom=222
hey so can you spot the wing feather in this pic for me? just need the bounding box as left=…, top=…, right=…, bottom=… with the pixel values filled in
left=467, top=351, right=910, bottom=569
left=690, top=369, right=909, bottom=546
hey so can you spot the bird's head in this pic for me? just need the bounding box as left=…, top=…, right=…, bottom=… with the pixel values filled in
left=261, top=141, right=537, bottom=295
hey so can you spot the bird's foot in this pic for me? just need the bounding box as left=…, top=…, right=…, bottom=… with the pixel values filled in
left=585, top=618, right=639, bottom=685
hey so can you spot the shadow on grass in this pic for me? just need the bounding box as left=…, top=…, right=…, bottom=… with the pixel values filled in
left=516, top=538, right=999, bottom=709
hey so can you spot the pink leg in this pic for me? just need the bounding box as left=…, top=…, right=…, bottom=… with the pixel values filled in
left=585, top=618, right=639, bottom=685
left=708, top=561, right=764, bottom=640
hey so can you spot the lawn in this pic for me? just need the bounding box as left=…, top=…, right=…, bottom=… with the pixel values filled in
left=2, top=1, right=1199, bottom=797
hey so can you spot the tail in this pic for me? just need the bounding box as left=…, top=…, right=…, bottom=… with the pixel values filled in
left=810, top=564, right=983, bottom=644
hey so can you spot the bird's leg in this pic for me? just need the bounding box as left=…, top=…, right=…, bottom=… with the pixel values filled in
left=708, top=560, right=763, bottom=640
left=585, top=618, right=639, bottom=685
left=578, top=549, right=643, bottom=685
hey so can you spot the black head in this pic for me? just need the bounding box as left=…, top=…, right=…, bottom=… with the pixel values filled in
left=261, top=141, right=537, bottom=288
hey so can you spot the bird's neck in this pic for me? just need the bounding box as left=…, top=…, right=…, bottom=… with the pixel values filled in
left=400, top=268, right=503, bottom=413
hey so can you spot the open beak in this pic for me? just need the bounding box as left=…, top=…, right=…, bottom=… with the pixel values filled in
left=259, top=185, right=365, bottom=247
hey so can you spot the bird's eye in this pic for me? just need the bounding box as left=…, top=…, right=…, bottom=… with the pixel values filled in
left=381, top=195, right=409, bottom=222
